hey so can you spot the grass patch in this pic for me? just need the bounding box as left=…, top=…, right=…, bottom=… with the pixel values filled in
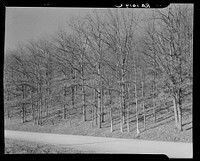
left=5, top=138, right=95, bottom=154
left=5, top=102, right=192, bottom=143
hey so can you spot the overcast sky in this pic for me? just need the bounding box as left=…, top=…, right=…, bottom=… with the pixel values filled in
left=5, top=8, right=95, bottom=50
left=5, top=7, right=155, bottom=51
left=5, top=5, right=192, bottom=51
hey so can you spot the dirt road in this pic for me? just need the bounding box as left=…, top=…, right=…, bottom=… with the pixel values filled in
left=5, top=130, right=192, bottom=158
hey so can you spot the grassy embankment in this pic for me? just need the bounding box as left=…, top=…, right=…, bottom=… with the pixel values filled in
left=5, top=100, right=192, bottom=143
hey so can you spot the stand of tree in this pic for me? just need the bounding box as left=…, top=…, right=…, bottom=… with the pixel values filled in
left=4, top=5, right=193, bottom=133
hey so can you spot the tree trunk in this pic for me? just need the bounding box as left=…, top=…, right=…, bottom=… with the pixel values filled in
left=126, top=84, right=130, bottom=132
left=74, top=70, right=77, bottom=95
left=153, top=97, right=156, bottom=123
left=40, top=94, right=43, bottom=126
left=109, top=89, right=113, bottom=132
left=141, top=69, right=146, bottom=131
left=81, top=51, right=86, bottom=122
left=71, top=85, right=74, bottom=127
left=97, top=63, right=102, bottom=128
left=127, top=105, right=130, bottom=132
left=6, top=92, right=11, bottom=120
left=72, top=86, right=75, bottom=107
left=46, top=103, right=49, bottom=118
left=122, top=109, right=125, bottom=124
left=44, top=93, right=47, bottom=118
left=30, top=90, right=35, bottom=124
left=177, top=101, right=183, bottom=131
left=63, top=85, right=67, bottom=120
left=48, top=87, right=52, bottom=117
left=120, top=80, right=125, bottom=131
left=120, top=112, right=123, bottom=132
left=7, top=110, right=11, bottom=120
left=69, top=108, right=72, bottom=127
left=32, top=105, right=35, bottom=125
left=44, top=92, right=49, bottom=118
left=82, top=85, right=86, bottom=121
left=45, top=85, right=49, bottom=117
left=120, top=94, right=123, bottom=133
left=110, top=107, right=113, bottom=132
left=35, top=100, right=38, bottom=125
left=173, top=98, right=179, bottom=128
left=122, top=84, right=125, bottom=124
left=98, top=91, right=101, bottom=128
left=22, top=105, right=25, bottom=123
left=24, top=105, right=27, bottom=123
left=135, top=85, right=140, bottom=136
left=35, top=107, right=37, bottom=125
left=38, top=99, right=40, bottom=125
left=71, top=54, right=76, bottom=112
left=91, top=106, right=94, bottom=127
left=32, top=104, right=35, bottom=124
left=142, top=83, right=145, bottom=131
left=134, top=59, right=140, bottom=136
left=101, top=88, right=105, bottom=123
left=21, top=85, right=25, bottom=123
left=95, top=90, right=98, bottom=126
left=152, top=83, right=156, bottom=123
left=63, top=104, right=66, bottom=119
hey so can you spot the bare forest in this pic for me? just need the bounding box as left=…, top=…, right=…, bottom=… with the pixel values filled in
left=4, top=5, right=193, bottom=141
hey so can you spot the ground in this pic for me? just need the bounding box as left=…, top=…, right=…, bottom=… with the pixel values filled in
left=5, top=138, right=95, bottom=154
left=4, top=102, right=192, bottom=143
left=5, top=130, right=192, bottom=157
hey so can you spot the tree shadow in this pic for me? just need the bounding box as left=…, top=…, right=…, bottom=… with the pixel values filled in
left=185, top=126, right=192, bottom=131
left=144, top=117, right=175, bottom=132
left=113, top=117, right=121, bottom=126
left=156, top=112, right=174, bottom=123
left=101, top=119, right=112, bottom=128
left=182, top=120, right=192, bottom=131
left=128, top=111, right=174, bottom=133
left=182, top=121, right=192, bottom=127
left=22, top=118, right=33, bottom=124
left=156, top=107, right=171, bottom=115
left=129, top=122, right=143, bottom=133
left=182, top=107, right=192, bottom=113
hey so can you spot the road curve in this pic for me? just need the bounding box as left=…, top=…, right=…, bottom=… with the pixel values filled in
left=5, top=130, right=192, bottom=158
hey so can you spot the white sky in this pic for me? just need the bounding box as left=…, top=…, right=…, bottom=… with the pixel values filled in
left=6, top=6, right=188, bottom=50
left=5, top=8, right=94, bottom=50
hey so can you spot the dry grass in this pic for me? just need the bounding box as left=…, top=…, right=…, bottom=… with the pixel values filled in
left=5, top=102, right=192, bottom=143
left=5, top=138, right=95, bottom=154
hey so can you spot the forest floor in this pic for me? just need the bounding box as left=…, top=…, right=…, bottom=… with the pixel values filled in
left=4, top=102, right=192, bottom=143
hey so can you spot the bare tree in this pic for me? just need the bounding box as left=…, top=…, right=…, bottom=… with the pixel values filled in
left=141, top=4, right=193, bottom=131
